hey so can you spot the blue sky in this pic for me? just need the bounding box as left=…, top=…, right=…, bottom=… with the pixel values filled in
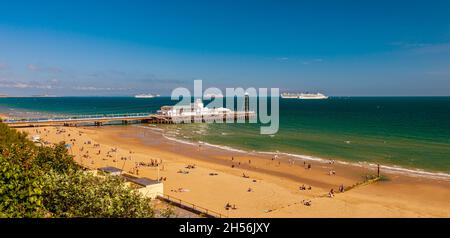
left=1, top=0, right=450, bottom=96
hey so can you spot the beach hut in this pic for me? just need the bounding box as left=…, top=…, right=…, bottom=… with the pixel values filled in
left=121, top=174, right=163, bottom=199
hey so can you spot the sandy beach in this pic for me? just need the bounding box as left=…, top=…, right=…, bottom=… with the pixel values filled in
left=18, top=125, right=450, bottom=218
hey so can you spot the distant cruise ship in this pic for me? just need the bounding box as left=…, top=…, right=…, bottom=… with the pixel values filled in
left=134, top=94, right=160, bottom=98
left=204, top=93, right=224, bottom=98
left=31, top=94, right=57, bottom=97
left=281, top=92, right=328, bottom=99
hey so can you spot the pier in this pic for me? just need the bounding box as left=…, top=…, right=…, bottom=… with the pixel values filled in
left=3, top=111, right=256, bottom=128
left=3, top=98, right=256, bottom=128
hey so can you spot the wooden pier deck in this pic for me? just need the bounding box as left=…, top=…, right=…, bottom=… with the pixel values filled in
left=3, top=112, right=256, bottom=128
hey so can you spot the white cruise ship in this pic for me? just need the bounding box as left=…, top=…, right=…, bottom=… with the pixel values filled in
left=281, top=92, right=328, bottom=99
left=204, top=93, right=224, bottom=98
left=134, top=94, right=159, bottom=98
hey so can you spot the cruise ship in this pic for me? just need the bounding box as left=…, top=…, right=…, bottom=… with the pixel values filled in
left=31, top=94, right=57, bottom=97
left=134, top=94, right=159, bottom=98
left=281, top=92, right=328, bottom=99
left=204, top=93, right=224, bottom=98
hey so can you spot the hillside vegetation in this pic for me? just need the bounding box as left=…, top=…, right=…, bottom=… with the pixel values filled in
left=0, top=122, right=154, bottom=218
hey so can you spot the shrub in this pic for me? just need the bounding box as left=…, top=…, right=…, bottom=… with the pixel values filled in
left=42, top=171, right=154, bottom=218
left=0, top=123, right=154, bottom=218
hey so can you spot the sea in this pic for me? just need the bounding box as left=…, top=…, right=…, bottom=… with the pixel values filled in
left=1, top=96, right=449, bottom=176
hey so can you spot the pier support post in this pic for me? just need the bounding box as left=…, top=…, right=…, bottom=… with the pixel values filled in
left=377, top=164, right=380, bottom=177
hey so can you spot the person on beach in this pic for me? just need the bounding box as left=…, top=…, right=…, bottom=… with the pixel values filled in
left=303, top=200, right=312, bottom=206
left=339, top=184, right=345, bottom=193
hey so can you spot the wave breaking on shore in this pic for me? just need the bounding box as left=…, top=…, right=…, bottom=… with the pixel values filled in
left=134, top=125, right=450, bottom=181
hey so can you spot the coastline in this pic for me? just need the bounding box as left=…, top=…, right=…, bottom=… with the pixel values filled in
left=156, top=126, right=450, bottom=181
left=17, top=124, right=450, bottom=217
left=2, top=96, right=450, bottom=175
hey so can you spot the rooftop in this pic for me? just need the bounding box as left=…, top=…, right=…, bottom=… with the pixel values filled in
left=121, top=174, right=161, bottom=187
left=98, top=166, right=123, bottom=174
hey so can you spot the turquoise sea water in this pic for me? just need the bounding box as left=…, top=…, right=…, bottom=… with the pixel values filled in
left=1, top=96, right=449, bottom=174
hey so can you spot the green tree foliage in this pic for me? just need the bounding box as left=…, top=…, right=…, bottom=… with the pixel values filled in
left=34, top=142, right=79, bottom=174
left=0, top=156, right=44, bottom=218
left=43, top=171, right=154, bottom=218
left=159, top=205, right=177, bottom=218
left=0, top=123, right=33, bottom=150
left=0, top=123, right=36, bottom=169
left=0, top=122, right=154, bottom=218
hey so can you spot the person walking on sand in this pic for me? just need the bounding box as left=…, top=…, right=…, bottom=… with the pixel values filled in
left=329, top=189, right=335, bottom=198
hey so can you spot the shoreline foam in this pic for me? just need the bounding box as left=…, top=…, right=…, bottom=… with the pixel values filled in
left=140, top=125, right=450, bottom=181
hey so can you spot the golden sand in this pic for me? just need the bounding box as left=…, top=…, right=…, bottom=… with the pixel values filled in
left=18, top=125, right=450, bottom=218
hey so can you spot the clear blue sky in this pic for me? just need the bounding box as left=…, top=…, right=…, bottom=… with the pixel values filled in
left=1, top=0, right=450, bottom=96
